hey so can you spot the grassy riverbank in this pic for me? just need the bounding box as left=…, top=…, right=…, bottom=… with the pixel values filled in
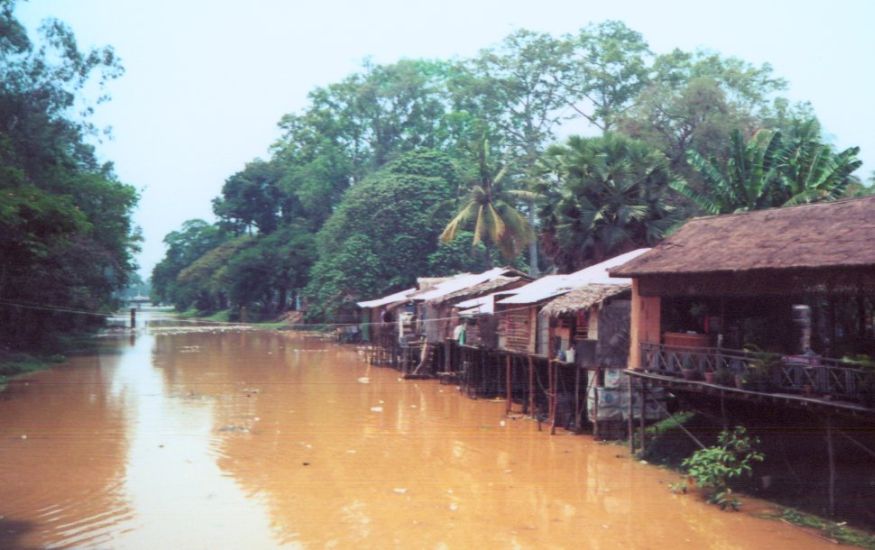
left=177, top=308, right=295, bottom=330
left=0, top=334, right=103, bottom=392
left=0, top=352, right=69, bottom=391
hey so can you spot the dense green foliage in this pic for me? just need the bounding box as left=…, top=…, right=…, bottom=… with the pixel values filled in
left=1, top=1, right=139, bottom=350
left=675, top=127, right=862, bottom=214
left=305, top=150, right=464, bottom=320
left=539, top=134, right=678, bottom=271
left=151, top=19, right=868, bottom=322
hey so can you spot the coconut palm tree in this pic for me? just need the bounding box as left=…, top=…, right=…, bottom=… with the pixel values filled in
left=440, top=140, right=534, bottom=262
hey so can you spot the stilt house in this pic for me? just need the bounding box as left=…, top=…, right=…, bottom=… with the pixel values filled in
left=611, top=196, right=875, bottom=410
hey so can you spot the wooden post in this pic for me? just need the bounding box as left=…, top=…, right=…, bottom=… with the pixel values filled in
left=826, top=415, right=836, bottom=517
left=549, top=360, right=557, bottom=435
left=129, top=308, right=136, bottom=329
left=593, top=366, right=600, bottom=439
left=444, top=340, right=452, bottom=372
left=628, top=377, right=635, bottom=453
left=639, top=380, right=647, bottom=453
left=574, top=363, right=581, bottom=433
left=629, top=280, right=661, bottom=370
left=505, top=355, right=512, bottom=415
left=528, top=355, right=535, bottom=417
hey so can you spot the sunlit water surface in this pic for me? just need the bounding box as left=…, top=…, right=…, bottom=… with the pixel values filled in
left=0, top=311, right=835, bottom=548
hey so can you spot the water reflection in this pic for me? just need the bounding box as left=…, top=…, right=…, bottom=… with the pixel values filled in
left=0, top=315, right=836, bottom=548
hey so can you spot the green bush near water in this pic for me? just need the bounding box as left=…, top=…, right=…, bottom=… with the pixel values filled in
left=681, top=426, right=764, bottom=510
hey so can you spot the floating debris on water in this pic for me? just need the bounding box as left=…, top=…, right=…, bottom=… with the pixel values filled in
left=393, top=488, right=408, bottom=495
left=370, top=406, right=383, bottom=413
left=218, top=424, right=251, bottom=433
left=357, top=377, right=370, bottom=384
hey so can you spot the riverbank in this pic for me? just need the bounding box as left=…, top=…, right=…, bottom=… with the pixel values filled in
left=0, top=334, right=100, bottom=392
left=173, top=307, right=341, bottom=333
left=638, top=411, right=875, bottom=548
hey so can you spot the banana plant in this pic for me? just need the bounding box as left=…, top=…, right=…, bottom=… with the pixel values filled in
left=676, top=129, right=783, bottom=214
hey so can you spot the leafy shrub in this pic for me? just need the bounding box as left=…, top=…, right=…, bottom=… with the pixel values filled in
left=681, top=426, right=764, bottom=510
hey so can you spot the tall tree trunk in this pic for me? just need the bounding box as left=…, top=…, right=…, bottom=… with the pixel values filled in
left=527, top=200, right=539, bottom=276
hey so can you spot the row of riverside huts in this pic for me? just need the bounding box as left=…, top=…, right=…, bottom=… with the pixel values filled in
left=357, top=196, right=875, bottom=437
left=357, top=249, right=663, bottom=433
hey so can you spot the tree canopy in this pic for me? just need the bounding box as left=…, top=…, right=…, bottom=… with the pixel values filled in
left=1, top=0, right=139, bottom=349
left=151, top=19, right=868, bottom=323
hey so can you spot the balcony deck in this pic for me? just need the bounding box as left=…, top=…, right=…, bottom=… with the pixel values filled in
left=629, top=343, right=875, bottom=419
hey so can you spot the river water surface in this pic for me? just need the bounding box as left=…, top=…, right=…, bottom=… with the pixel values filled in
left=0, top=311, right=837, bottom=548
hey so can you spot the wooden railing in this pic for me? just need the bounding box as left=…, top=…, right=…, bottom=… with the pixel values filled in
left=641, top=343, right=874, bottom=405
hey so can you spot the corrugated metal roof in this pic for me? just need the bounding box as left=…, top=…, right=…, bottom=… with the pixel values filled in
left=455, top=294, right=495, bottom=316
left=410, top=267, right=516, bottom=302
left=497, top=249, right=649, bottom=305
left=356, top=287, right=417, bottom=309
left=431, top=276, right=526, bottom=305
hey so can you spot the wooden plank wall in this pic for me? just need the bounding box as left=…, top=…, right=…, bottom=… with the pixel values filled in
left=499, top=306, right=535, bottom=353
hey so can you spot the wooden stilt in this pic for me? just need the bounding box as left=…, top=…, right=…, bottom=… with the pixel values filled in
left=528, top=355, right=535, bottom=417
left=826, top=415, right=836, bottom=517
left=593, top=366, right=600, bottom=439
left=549, top=360, right=557, bottom=435
left=505, top=355, right=512, bottom=415
left=639, top=380, right=647, bottom=453
left=547, top=360, right=553, bottom=430
left=628, top=378, right=635, bottom=454
left=574, top=363, right=581, bottom=432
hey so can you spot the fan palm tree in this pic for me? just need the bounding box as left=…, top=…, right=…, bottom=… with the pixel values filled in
left=440, top=140, right=534, bottom=262
left=541, top=133, right=678, bottom=270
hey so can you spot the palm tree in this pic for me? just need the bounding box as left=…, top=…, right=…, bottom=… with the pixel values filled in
left=541, top=133, right=678, bottom=270
left=440, top=140, right=534, bottom=262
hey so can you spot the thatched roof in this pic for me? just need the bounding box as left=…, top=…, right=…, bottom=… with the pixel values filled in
left=540, top=284, right=629, bottom=318
left=611, top=196, right=875, bottom=277
left=432, top=276, right=526, bottom=305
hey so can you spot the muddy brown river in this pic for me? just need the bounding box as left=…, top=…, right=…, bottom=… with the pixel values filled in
left=0, top=311, right=837, bottom=548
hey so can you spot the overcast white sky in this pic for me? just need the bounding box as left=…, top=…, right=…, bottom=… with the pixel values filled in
left=17, top=0, right=875, bottom=278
